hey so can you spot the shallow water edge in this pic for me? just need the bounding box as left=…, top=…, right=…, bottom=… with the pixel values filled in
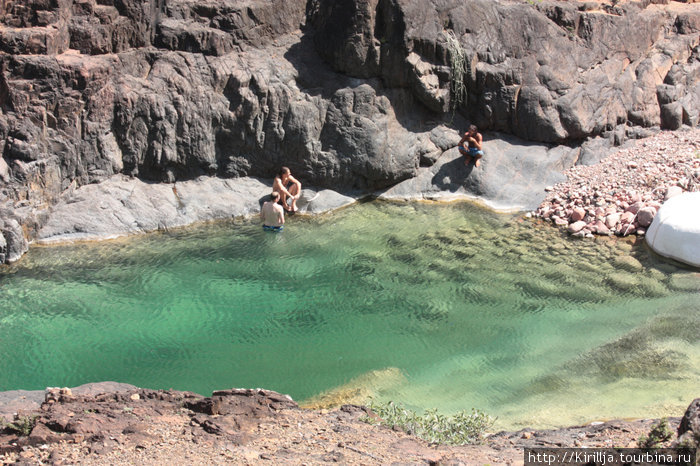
left=33, top=173, right=538, bottom=248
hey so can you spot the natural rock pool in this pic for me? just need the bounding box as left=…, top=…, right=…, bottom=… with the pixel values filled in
left=1, top=201, right=698, bottom=429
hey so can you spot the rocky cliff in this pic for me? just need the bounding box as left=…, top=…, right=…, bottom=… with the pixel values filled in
left=0, top=0, right=699, bottom=263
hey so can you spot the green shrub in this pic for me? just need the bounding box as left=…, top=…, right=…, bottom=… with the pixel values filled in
left=363, top=401, right=494, bottom=445
left=1, top=415, right=38, bottom=436
left=638, top=418, right=674, bottom=448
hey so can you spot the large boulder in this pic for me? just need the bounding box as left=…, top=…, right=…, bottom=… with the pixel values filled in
left=36, top=175, right=357, bottom=244
left=377, top=131, right=577, bottom=211
left=675, top=398, right=700, bottom=450
left=0, top=217, right=29, bottom=263
left=646, top=192, right=700, bottom=267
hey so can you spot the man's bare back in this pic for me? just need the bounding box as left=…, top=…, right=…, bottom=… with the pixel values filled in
left=261, top=192, right=285, bottom=230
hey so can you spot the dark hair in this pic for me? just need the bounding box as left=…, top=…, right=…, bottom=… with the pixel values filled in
left=278, top=166, right=290, bottom=177
left=468, top=124, right=478, bottom=132
left=270, top=191, right=280, bottom=201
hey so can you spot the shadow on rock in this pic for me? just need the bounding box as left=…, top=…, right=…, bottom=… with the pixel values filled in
left=431, top=153, right=477, bottom=193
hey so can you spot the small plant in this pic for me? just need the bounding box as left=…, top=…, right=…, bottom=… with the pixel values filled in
left=362, top=401, right=494, bottom=445
left=638, top=418, right=674, bottom=448
left=443, top=29, right=468, bottom=112
left=1, top=415, right=38, bottom=436
left=687, top=166, right=699, bottom=192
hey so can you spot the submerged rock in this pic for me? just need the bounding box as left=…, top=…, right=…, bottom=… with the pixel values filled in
left=667, top=273, right=700, bottom=292
left=606, top=273, right=639, bottom=292
left=300, top=367, right=406, bottom=410
left=612, top=255, right=644, bottom=273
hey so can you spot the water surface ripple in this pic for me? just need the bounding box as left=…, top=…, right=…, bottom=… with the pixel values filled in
left=1, top=201, right=698, bottom=429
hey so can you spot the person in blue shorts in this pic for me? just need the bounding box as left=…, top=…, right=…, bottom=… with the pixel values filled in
left=261, top=191, right=285, bottom=232
left=458, top=124, right=484, bottom=167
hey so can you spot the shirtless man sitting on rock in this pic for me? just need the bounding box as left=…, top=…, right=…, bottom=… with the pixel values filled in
left=261, top=191, right=285, bottom=232
left=272, top=167, right=302, bottom=212
left=458, top=125, right=484, bottom=167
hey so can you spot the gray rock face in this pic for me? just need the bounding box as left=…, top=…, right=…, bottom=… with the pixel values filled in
left=36, top=175, right=357, bottom=243
left=296, top=188, right=357, bottom=214
left=0, top=228, right=5, bottom=264
left=0, top=217, right=28, bottom=263
left=0, top=0, right=698, bottom=263
left=378, top=132, right=578, bottom=211
left=307, top=0, right=700, bottom=141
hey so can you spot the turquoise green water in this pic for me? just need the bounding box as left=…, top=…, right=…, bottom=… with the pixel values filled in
left=0, top=201, right=698, bottom=429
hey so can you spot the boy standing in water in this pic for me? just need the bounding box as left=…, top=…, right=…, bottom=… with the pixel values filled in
left=458, top=125, right=484, bottom=167
left=273, top=167, right=302, bottom=212
left=261, top=191, right=285, bottom=231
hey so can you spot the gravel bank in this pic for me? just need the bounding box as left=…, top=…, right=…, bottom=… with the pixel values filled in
left=533, top=129, right=700, bottom=238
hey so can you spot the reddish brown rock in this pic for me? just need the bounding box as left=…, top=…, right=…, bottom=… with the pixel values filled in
left=621, top=211, right=636, bottom=224
left=570, top=207, right=586, bottom=222
left=567, top=221, right=587, bottom=234
left=593, top=221, right=611, bottom=235
left=626, top=202, right=644, bottom=215
left=605, top=213, right=621, bottom=229
left=637, top=206, right=657, bottom=227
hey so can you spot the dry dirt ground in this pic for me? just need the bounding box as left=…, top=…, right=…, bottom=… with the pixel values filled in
left=0, top=387, right=686, bottom=465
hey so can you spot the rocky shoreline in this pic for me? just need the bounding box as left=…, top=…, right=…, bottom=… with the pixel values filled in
left=32, top=176, right=357, bottom=245
left=532, top=128, right=700, bottom=239
left=2, top=0, right=700, bottom=265
left=1, top=385, right=698, bottom=465
left=21, top=128, right=700, bottom=265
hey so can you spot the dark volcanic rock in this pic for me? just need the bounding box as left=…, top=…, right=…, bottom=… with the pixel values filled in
left=308, top=0, right=700, bottom=142
left=675, top=398, right=700, bottom=449
left=0, top=382, right=137, bottom=423
left=0, top=384, right=300, bottom=455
